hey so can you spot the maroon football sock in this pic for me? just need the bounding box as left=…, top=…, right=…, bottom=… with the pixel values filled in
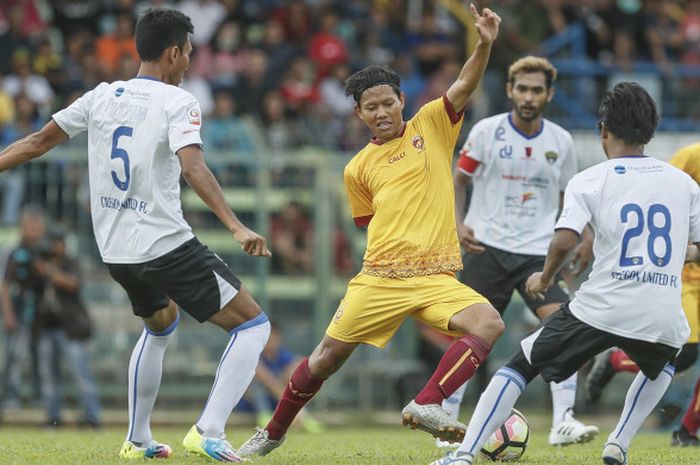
left=266, top=358, right=324, bottom=440
left=415, top=334, right=492, bottom=405
left=610, top=349, right=640, bottom=373
left=682, top=377, right=700, bottom=435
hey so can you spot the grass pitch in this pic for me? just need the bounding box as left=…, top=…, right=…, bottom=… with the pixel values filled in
left=0, top=425, right=697, bottom=465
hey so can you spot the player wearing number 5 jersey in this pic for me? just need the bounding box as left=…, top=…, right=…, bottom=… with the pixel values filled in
left=0, top=9, right=271, bottom=462
left=431, top=83, right=700, bottom=465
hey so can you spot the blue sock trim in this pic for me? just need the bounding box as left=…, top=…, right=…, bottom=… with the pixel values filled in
left=662, top=364, right=675, bottom=378
left=228, top=312, right=269, bottom=335
left=128, top=332, right=148, bottom=441
left=145, top=312, right=180, bottom=336
left=614, top=376, right=649, bottom=439
left=468, top=379, right=511, bottom=454
left=197, top=332, right=239, bottom=426
left=495, top=367, right=526, bottom=392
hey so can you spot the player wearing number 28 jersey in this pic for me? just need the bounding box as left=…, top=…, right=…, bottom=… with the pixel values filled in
left=430, top=83, right=700, bottom=465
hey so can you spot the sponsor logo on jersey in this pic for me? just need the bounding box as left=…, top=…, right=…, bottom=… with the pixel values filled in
left=115, top=87, right=125, bottom=97
left=187, top=107, right=201, bottom=126
left=412, top=134, right=425, bottom=151
left=499, top=145, right=513, bottom=159
left=495, top=126, right=506, bottom=141
left=388, top=151, right=406, bottom=164
left=545, top=151, right=558, bottom=164
left=614, top=165, right=626, bottom=174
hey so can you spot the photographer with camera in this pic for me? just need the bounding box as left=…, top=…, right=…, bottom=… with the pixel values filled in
left=34, top=226, right=101, bottom=428
left=1, top=205, right=47, bottom=412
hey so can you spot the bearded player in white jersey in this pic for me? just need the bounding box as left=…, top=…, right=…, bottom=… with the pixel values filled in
left=0, top=8, right=269, bottom=463
left=448, top=56, right=596, bottom=447
left=431, top=83, right=700, bottom=465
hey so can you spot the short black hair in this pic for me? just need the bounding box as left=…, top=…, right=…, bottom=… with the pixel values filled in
left=599, top=82, right=658, bottom=146
left=135, top=8, right=194, bottom=62
left=344, top=65, right=401, bottom=105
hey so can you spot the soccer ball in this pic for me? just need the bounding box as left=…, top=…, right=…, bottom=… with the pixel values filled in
left=479, top=409, right=530, bottom=462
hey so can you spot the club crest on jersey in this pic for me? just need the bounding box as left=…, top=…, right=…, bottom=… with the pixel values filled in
left=333, top=303, right=345, bottom=323
left=187, top=107, right=201, bottom=126
left=525, top=147, right=532, bottom=158
left=545, top=151, right=558, bottom=164
left=412, top=135, right=425, bottom=151
left=614, top=165, right=626, bottom=174
left=115, top=87, right=125, bottom=97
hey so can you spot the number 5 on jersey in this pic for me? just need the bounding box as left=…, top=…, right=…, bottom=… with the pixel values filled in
left=111, top=126, right=132, bottom=191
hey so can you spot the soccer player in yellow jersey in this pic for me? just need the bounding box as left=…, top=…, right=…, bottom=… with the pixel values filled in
left=238, top=5, right=503, bottom=458
left=585, top=141, right=700, bottom=447
left=669, top=142, right=700, bottom=446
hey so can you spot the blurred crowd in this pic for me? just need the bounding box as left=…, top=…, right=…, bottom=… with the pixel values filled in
left=1, top=0, right=699, bottom=157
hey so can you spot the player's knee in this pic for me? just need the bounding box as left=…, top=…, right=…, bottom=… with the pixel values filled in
left=308, top=344, right=348, bottom=379
left=675, top=343, right=698, bottom=372
left=476, top=307, right=505, bottom=342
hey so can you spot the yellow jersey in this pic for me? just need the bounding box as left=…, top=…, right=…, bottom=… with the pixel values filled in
left=670, top=142, right=700, bottom=281
left=344, top=96, right=464, bottom=278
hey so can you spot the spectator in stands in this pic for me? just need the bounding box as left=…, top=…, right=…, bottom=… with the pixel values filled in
left=0, top=76, right=15, bottom=133
left=0, top=5, right=32, bottom=74
left=95, top=11, right=139, bottom=76
left=272, top=0, right=312, bottom=46
left=202, top=89, right=255, bottom=154
left=280, top=56, right=320, bottom=116
left=178, top=0, right=226, bottom=47
left=193, top=19, right=249, bottom=88
left=644, top=0, right=682, bottom=75
left=1, top=205, right=47, bottom=412
left=270, top=201, right=313, bottom=275
left=261, top=90, right=300, bottom=152
left=308, top=6, right=349, bottom=79
left=406, top=9, right=458, bottom=77
left=35, top=227, right=101, bottom=428
left=232, top=48, right=274, bottom=119
left=0, top=94, right=42, bottom=225
left=2, top=50, right=54, bottom=119
left=32, top=38, right=63, bottom=90
left=259, top=20, right=299, bottom=88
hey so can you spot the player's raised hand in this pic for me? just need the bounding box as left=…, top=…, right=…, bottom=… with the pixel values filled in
left=470, top=3, right=501, bottom=45
left=458, top=223, right=485, bottom=254
left=234, top=227, right=272, bottom=257
left=525, top=271, right=550, bottom=300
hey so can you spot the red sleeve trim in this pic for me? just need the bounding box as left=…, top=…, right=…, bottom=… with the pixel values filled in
left=353, top=215, right=373, bottom=228
left=443, top=95, right=464, bottom=124
left=457, top=149, right=479, bottom=175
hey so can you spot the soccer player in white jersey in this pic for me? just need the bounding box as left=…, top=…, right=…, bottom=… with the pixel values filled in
left=449, top=56, right=597, bottom=447
left=430, top=82, right=700, bottom=465
left=0, top=9, right=270, bottom=462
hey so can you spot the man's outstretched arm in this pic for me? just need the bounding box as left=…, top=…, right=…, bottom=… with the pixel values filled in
left=0, top=120, right=68, bottom=172
left=445, top=4, right=501, bottom=112
left=177, top=144, right=271, bottom=257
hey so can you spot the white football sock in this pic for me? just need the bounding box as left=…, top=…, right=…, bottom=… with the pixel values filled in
left=457, top=367, right=526, bottom=457
left=196, top=314, right=270, bottom=438
left=126, top=313, right=180, bottom=445
left=550, top=372, right=577, bottom=427
left=442, top=381, right=468, bottom=420
left=608, top=364, right=674, bottom=450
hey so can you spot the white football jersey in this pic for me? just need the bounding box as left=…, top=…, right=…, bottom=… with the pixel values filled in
left=53, top=78, right=201, bottom=263
left=457, top=113, right=576, bottom=255
left=558, top=156, right=700, bottom=348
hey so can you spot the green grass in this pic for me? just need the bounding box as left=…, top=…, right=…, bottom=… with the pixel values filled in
left=0, top=425, right=697, bottom=465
